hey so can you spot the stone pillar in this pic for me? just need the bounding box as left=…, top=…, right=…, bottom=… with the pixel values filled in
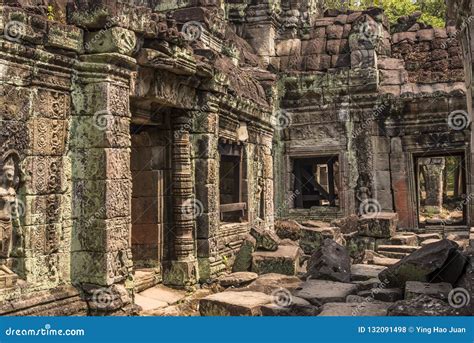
left=193, top=98, right=220, bottom=282
left=419, top=158, right=445, bottom=213
left=70, top=57, right=134, bottom=314
left=448, top=0, right=474, bottom=226
left=163, top=114, right=199, bottom=287
left=390, top=137, right=416, bottom=228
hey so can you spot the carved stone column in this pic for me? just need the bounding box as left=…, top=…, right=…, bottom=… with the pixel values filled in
left=70, top=56, right=135, bottom=314
left=419, top=158, right=445, bottom=213
left=164, top=114, right=198, bottom=287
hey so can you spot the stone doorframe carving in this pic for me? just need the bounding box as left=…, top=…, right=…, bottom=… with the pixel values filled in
left=392, top=147, right=472, bottom=230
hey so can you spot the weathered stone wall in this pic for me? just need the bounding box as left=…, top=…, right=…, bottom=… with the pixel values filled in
left=1, top=0, right=277, bottom=313
left=1, top=0, right=472, bottom=316
left=448, top=0, right=474, bottom=228
left=270, top=8, right=470, bottom=229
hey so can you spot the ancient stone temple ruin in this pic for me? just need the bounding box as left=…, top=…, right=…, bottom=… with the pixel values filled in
left=0, top=0, right=473, bottom=316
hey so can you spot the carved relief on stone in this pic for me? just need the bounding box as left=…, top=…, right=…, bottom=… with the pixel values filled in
left=34, top=89, right=69, bottom=120
left=30, top=118, right=68, bottom=156
left=0, top=121, right=29, bottom=153
left=2, top=85, right=31, bottom=121
left=24, top=156, right=64, bottom=195
left=0, top=151, right=23, bottom=259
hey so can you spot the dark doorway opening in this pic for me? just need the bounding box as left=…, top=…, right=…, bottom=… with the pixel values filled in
left=292, top=156, right=340, bottom=209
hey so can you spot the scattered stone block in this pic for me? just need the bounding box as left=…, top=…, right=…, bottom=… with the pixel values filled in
left=405, top=281, right=452, bottom=300
left=260, top=296, right=320, bottom=316
left=358, top=212, right=398, bottom=238
left=250, top=227, right=280, bottom=251
left=358, top=288, right=403, bottom=302
left=379, top=239, right=467, bottom=287
left=294, top=280, right=358, bottom=305
left=218, top=272, right=258, bottom=288
left=420, top=238, right=441, bottom=246
left=275, top=219, right=301, bottom=241
left=352, top=278, right=381, bottom=291
left=232, top=235, right=256, bottom=272
left=345, top=233, right=375, bottom=263
left=251, top=245, right=301, bottom=276
left=319, top=302, right=390, bottom=316
left=331, top=215, right=359, bottom=233
left=351, top=264, right=387, bottom=281
left=299, top=226, right=344, bottom=255
left=307, top=239, right=351, bottom=282
left=199, top=291, right=271, bottom=316
left=387, top=295, right=470, bottom=316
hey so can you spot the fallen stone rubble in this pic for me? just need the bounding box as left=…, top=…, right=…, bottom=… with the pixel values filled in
left=134, top=216, right=472, bottom=317
left=194, top=216, right=473, bottom=317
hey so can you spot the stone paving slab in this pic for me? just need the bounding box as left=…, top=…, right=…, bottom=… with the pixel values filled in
left=318, top=302, right=391, bottom=316
left=139, top=284, right=187, bottom=305
left=199, top=291, right=272, bottom=316
left=134, top=294, right=168, bottom=311
left=351, top=264, right=387, bottom=281
left=294, top=280, right=358, bottom=305
left=405, top=281, right=452, bottom=300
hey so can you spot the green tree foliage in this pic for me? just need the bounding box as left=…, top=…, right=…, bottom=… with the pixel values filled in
left=322, top=0, right=446, bottom=27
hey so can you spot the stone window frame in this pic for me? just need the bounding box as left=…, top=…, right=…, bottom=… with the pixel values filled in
left=218, top=140, right=248, bottom=223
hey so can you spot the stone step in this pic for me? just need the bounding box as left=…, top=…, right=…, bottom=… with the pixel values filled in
left=375, top=251, right=409, bottom=259
left=389, top=233, right=418, bottom=246
left=420, top=238, right=441, bottom=246
left=417, top=233, right=442, bottom=242
left=377, top=245, right=419, bottom=254
left=362, top=250, right=400, bottom=266
left=446, top=231, right=469, bottom=240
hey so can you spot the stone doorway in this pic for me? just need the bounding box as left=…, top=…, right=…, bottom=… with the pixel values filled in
left=415, top=153, right=466, bottom=228
left=130, top=124, right=171, bottom=286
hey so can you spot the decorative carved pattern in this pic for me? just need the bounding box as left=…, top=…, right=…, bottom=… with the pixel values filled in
left=172, top=115, right=196, bottom=260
